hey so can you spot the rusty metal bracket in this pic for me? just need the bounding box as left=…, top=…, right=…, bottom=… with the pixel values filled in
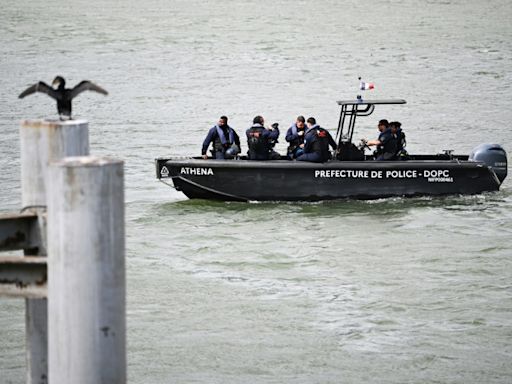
left=0, top=256, right=47, bottom=298
left=1, top=212, right=47, bottom=298
left=0, top=212, right=42, bottom=252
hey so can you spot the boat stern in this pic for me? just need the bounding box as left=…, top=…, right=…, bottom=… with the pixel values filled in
left=469, top=144, right=508, bottom=184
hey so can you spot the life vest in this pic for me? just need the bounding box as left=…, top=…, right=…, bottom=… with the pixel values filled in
left=213, top=125, right=235, bottom=152
left=396, top=129, right=406, bottom=151
left=287, top=123, right=305, bottom=151
left=395, top=129, right=408, bottom=159
left=247, top=125, right=269, bottom=159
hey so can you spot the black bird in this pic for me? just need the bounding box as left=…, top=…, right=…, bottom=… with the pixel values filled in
left=18, top=76, right=108, bottom=120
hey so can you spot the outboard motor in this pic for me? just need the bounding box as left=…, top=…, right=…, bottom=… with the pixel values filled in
left=469, top=144, right=508, bottom=183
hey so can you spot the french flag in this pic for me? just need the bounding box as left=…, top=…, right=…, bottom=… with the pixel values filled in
left=360, top=81, right=374, bottom=91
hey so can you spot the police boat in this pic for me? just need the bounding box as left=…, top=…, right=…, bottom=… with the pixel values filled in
left=155, top=99, right=507, bottom=202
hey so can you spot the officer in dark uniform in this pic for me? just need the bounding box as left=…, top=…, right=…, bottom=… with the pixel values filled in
left=365, top=119, right=397, bottom=160
left=390, top=121, right=408, bottom=159
left=202, top=116, right=241, bottom=159
left=285, top=115, right=306, bottom=159
left=246, top=116, right=280, bottom=160
left=296, top=117, right=337, bottom=163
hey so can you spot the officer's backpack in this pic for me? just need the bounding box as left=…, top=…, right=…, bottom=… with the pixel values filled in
left=248, top=129, right=267, bottom=152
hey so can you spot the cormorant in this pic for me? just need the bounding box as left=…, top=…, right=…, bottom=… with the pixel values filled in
left=18, top=76, right=108, bottom=120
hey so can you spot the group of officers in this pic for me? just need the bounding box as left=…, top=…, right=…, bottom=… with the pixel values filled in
left=201, top=115, right=406, bottom=163
left=364, top=119, right=407, bottom=160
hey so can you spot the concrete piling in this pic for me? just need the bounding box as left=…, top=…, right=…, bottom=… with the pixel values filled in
left=48, top=156, right=126, bottom=384
left=2, top=119, right=125, bottom=382
left=25, top=299, right=48, bottom=384
left=20, top=119, right=89, bottom=208
left=20, top=119, right=89, bottom=384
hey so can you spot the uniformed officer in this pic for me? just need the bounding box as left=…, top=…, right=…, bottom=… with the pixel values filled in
left=246, top=115, right=280, bottom=160
left=365, top=119, right=397, bottom=160
left=390, top=121, right=408, bottom=159
left=285, top=115, right=306, bottom=159
left=202, top=116, right=241, bottom=159
left=296, top=117, right=337, bottom=163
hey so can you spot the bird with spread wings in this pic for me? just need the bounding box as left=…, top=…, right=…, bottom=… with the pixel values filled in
left=19, top=76, right=108, bottom=120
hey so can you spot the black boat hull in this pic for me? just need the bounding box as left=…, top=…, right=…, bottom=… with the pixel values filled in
left=156, top=158, right=502, bottom=202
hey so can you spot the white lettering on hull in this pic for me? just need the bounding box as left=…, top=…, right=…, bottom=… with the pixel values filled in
left=427, top=177, right=454, bottom=183
left=314, top=169, right=454, bottom=183
left=180, top=167, right=214, bottom=176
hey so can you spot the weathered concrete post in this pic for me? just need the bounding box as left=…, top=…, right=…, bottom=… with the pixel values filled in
left=21, top=119, right=89, bottom=209
left=20, top=119, right=89, bottom=384
left=48, top=156, right=126, bottom=384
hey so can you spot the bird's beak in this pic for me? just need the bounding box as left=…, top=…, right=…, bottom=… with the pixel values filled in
left=52, top=78, right=60, bottom=87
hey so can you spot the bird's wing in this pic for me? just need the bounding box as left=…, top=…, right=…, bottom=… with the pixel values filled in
left=70, top=81, right=108, bottom=98
left=18, top=82, right=58, bottom=99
